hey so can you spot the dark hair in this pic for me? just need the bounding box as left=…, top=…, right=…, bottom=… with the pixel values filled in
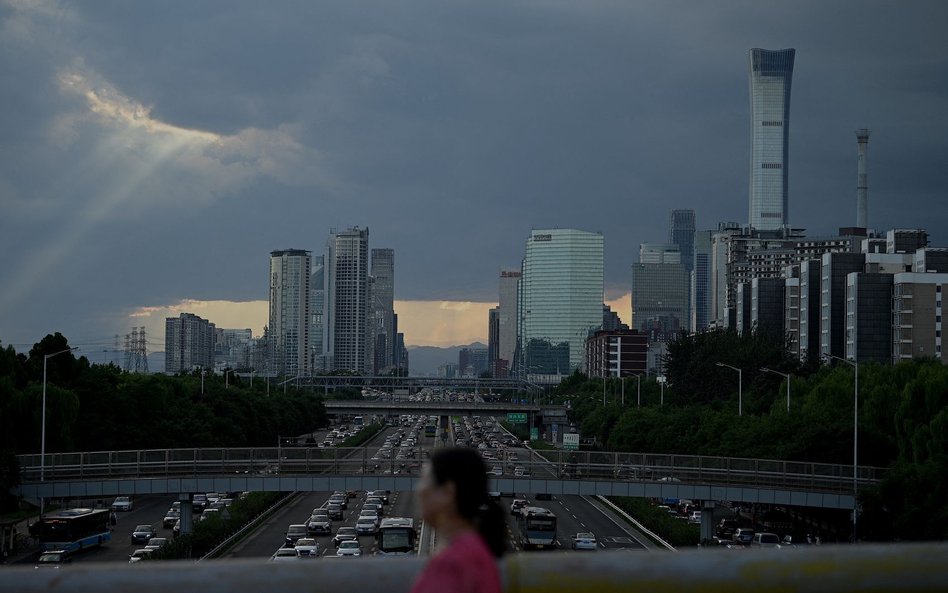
left=429, top=447, right=506, bottom=557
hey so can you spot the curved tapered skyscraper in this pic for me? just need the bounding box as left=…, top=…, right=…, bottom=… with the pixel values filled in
left=748, top=48, right=795, bottom=232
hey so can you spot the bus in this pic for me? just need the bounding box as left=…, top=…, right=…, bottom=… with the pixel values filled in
left=29, top=508, right=112, bottom=553
left=353, top=415, right=364, bottom=428
left=376, top=517, right=416, bottom=556
left=424, top=416, right=437, bottom=438
left=518, top=507, right=557, bottom=550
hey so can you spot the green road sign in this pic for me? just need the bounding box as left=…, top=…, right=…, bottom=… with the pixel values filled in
left=530, top=427, right=539, bottom=440
left=507, top=412, right=527, bottom=424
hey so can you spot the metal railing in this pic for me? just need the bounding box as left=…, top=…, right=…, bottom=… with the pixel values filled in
left=16, top=447, right=884, bottom=495
left=3, top=544, right=948, bottom=592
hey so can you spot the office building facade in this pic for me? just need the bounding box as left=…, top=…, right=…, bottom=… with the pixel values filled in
left=845, top=273, right=894, bottom=363
left=519, top=229, right=604, bottom=373
left=748, top=48, right=795, bottom=232
left=497, top=269, right=520, bottom=376
left=632, top=244, right=688, bottom=342
left=268, top=249, right=311, bottom=377
left=692, top=230, right=713, bottom=332
left=584, top=329, right=647, bottom=378
left=370, top=248, right=396, bottom=374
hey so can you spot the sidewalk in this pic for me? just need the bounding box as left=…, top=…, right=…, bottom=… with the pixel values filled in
left=0, top=516, right=40, bottom=566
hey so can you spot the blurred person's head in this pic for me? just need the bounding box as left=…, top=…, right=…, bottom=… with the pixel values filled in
left=418, top=447, right=506, bottom=556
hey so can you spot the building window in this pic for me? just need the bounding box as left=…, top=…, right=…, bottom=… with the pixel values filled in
left=761, top=163, right=783, bottom=169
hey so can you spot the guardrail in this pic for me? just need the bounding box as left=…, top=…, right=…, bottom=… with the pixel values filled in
left=3, top=544, right=947, bottom=592
left=16, top=447, right=883, bottom=495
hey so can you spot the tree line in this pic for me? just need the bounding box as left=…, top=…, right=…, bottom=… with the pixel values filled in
left=554, top=328, right=948, bottom=540
left=0, top=333, right=328, bottom=512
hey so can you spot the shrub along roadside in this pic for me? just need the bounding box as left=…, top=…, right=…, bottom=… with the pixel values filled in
left=152, top=492, right=286, bottom=560
left=341, top=422, right=384, bottom=448
left=607, top=496, right=699, bottom=548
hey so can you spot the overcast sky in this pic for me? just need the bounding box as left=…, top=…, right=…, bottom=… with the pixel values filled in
left=1, top=0, right=946, bottom=351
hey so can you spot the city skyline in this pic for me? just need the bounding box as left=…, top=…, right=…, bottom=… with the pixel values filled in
left=1, top=2, right=946, bottom=350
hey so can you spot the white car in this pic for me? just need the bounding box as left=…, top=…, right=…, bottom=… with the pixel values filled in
left=128, top=549, right=153, bottom=564
left=335, top=540, right=362, bottom=557
left=355, top=517, right=378, bottom=535
left=571, top=532, right=598, bottom=551
left=270, top=547, right=301, bottom=562
left=111, top=496, right=133, bottom=512
left=294, top=538, right=320, bottom=558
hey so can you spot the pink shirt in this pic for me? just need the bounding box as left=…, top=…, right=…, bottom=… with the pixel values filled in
left=410, top=531, right=502, bottom=593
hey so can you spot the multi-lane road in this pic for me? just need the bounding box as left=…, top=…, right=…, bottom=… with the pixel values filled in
left=39, top=415, right=653, bottom=564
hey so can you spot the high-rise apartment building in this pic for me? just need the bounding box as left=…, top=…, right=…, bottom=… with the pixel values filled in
left=845, top=273, right=894, bottom=363
left=631, top=244, right=688, bottom=342
left=892, top=272, right=946, bottom=363
left=326, top=228, right=370, bottom=373
left=268, top=249, right=311, bottom=377
left=310, top=255, right=325, bottom=372
left=370, top=248, right=396, bottom=374
left=497, top=269, right=520, bottom=376
left=215, top=328, right=253, bottom=370
left=519, top=229, right=604, bottom=374
left=165, top=312, right=216, bottom=374
left=748, top=48, right=795, bottom=232
left=584, top=329, right=647, bottom=378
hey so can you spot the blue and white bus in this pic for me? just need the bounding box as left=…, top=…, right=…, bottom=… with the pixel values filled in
left=29, top=508, right=112, bottom=553
left=518, top=507, right=557, bottom=550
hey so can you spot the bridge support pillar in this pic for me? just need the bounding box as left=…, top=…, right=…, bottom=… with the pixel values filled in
left=700, top=501, right=717, bottom=543
left=178, top=493, right=194, bottom=537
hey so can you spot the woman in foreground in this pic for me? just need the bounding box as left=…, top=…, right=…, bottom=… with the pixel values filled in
left=410, top=447, right=506, bottom=593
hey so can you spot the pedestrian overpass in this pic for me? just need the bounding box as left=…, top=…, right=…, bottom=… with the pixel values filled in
left=323, top=400, right=567, bottom=419
left=14, top=446, right=881, bottom=511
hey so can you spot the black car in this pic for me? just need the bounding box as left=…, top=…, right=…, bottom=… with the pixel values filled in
left=715, top=519, right=739, bottom=540
left=131, top=524, right=158, bottom=544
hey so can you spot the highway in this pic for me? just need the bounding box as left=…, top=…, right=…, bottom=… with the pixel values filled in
left=38, top=412, right=653, bottom=563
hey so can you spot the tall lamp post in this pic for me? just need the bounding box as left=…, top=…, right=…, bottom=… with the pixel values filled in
left=760, top=367, right=791, bottom=413
left=716, top=362, right=742, bottom=416
left=41, top=346, right=79, bottom=516
left=824, top=353, right=859, bottom=541
left=631, top=373, right=642, bottom=408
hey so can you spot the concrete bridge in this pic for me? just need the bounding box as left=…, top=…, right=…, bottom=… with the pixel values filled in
left=323, top=400, right=568, bottom=421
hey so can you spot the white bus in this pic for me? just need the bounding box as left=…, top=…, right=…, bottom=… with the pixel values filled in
left=376, top=517, right=416, bottom=556
left=518, top=507, right=557, bottom=550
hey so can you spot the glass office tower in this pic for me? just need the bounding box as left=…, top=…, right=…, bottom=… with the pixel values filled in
left=519, top=229, right=604, bottom=374
left=748, top=48, right=795, bottom=232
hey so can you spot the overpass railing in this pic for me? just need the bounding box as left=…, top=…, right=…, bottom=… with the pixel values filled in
left=16, top=447, right=884, bottom=494
left=2, top=545, right=947, bottom=592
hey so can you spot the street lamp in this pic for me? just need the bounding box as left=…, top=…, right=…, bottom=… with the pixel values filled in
left=41, top=346, right=79, bottom=516
left=716, top=362, right=742, bottom=416
left=631, top=373, right=643, bottom=408
left=824, top=353, right=859, bottom=541
left=760, top=367, right=791, bottom=413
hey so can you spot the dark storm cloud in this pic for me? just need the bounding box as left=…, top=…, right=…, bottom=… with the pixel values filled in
left=1, top=0, right=946, bottom=346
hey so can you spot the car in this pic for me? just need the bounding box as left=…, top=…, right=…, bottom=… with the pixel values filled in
left=355, top=517, right=378, bottom=535
left=285, top=524, right=309, bottom=546
left=111, top=496, right=133, bottom=512
left=294, top=537, right=320, bottom=557
left=145, top=537, right=169, bottom=551
left=489, top=466, right=503, bottom=476
left=34, top=550, right=71, bottom=569
left=131, top=524, right=158, bottom=544
left=513, top=466, right=526, bottom=477
left=716, top=519, right=739, bottom=540
left=329, top=494, right=348, bottom=510
left=510, top=499, right=529, bottom=516
left=335, top=540, right=363, bottom=557
left=571, top=532, right=598, bottom=550
left=192, top=494, right=208, bottom=513
left=128, top=549, right=154, bottom=564
left=752, top=532, right=780, bottom=548
left=307, top=513, right=332, bottom=535
left=270, top=547, right=301, bottom=562
left=732, top=528, right=756, bottom=546
left=688, top=511, right=702, bottom=524
left=332, top=527, right=358, bottom=548
left=363, top=502, right=383, bottom=517
left=326, top=503, right=343, bottom=520
left=200, top=508, right=221, bottom=522
left=163, top=510, right=180, bottom=528
left=367, top=490, right=390, bottom=505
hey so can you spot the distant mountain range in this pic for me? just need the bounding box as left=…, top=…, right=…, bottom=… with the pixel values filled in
left=408, top=342, right=487, bottom=376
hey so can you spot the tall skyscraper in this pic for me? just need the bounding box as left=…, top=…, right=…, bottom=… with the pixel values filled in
left=370, top=248, right=395, bottom=374
left=519, top=229, right=604, bottom=374
left=268, top=249, right=311, bottom=377
left=326, top=228, right=370, bottom=373
left=497, top=269, right=520, bottom=374
left=692, top=230, right=713, bottom=332
left=631, top=244, right=688, bottom=342
left=669, top=210, right=696, bottom=274
left=310, top=255, right=325, bottom=372
left=748, top=48, right=795, bottom=232
left=165, top=312, right=216, bottom=374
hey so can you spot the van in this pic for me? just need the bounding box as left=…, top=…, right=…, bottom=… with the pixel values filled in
left=285, top=524, right=309, bottom=546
